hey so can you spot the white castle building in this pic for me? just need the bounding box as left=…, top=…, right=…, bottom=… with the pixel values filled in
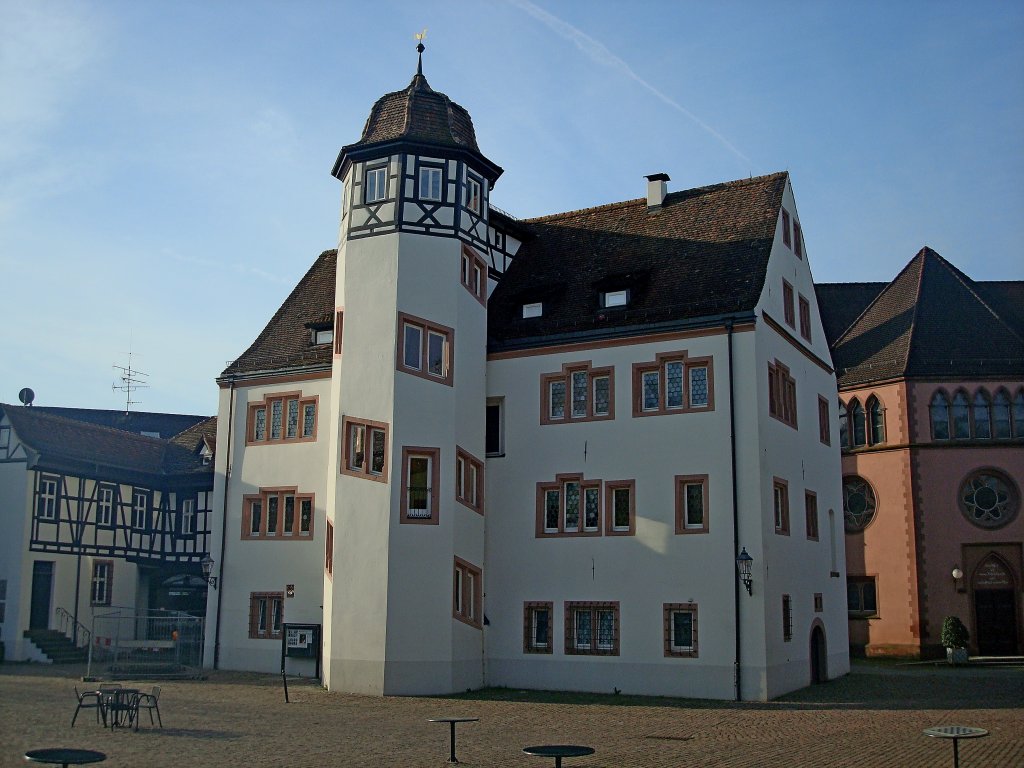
left=203, top=49, right=850, bottom=701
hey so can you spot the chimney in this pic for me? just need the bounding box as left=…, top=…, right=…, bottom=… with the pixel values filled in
left=645, top=173, right=670, bottom=211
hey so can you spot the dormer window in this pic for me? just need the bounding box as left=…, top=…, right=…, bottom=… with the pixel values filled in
left=419, top=166, right=442, bottom=201
left=313, top=328, right=334, bottom=346
left=522, top=302, right=543, bottom=319
left=602, top=290, right=629, bottom=308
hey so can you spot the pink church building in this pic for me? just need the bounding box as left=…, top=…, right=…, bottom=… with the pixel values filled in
left=817, top=247, right=1024, bottom=657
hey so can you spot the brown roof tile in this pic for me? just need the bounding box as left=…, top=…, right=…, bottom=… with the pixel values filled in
left=488, top=173, right=788, bottom=347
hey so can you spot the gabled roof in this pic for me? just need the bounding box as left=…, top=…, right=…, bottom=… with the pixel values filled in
left=827, top=247, right=1024, bottom=386
left=169, top=416, right=218, bottom=455
left=488, top=173, right=788, bottom=349
left=221, top=250, right=337, bottom=378
left=0, top=405, right=213, bottom=481
left=33, top=407, right=207, bottom=439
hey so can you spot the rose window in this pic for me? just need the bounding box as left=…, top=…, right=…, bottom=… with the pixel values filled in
left=960, top=471, right=1018, bottom=529
left=842, top=476, right=877, bottom=532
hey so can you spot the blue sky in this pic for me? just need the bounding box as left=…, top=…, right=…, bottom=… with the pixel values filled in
left=2, top=0, right=1022, bottom=416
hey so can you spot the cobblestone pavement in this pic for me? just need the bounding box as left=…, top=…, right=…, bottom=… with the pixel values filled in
left=1, top=661, right=1022, bottom=767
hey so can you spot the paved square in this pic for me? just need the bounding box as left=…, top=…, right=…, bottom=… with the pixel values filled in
left=2, top=661, right=1022, bottom=767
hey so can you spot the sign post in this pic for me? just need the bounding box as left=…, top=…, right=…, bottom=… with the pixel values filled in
left=280, top=622, right=321, bottom=703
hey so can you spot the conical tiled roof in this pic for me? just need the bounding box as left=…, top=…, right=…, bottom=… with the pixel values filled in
left=829, top=247, right=1024, bottom=385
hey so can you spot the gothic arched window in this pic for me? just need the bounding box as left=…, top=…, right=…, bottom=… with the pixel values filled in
left=930, top=391, right=950, bottom=440
left=951, top=391, right=970, bottom=439
left=972, top=390, right=992, bottom=439
left=993, top=389, right=1012, bottom=439
left=838, top=400, right=849, bottom=449
left=850, top=399, right=866, bottom=447
left=1013, top=390, right=1024, bottom=438
left=867, top=396, right=885, bottom=445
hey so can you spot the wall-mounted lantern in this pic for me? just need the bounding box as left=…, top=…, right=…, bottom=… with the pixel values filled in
left=201, top=554, right=219, bottom=589
left=736, top=547, right=753, bottom=596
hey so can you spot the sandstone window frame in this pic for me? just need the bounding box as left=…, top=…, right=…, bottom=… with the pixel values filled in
left=536, top=474, right=603, bottom=538
left=242, top=487, right=315, bottom=539
left=564, top=601, right=619, bottom=656
left=768, top=359, right=797, bottom=429
left=455, top=446, right=485, bottom=515
left=632, top=350, right=713, bottom=417
left=541, top=361, right=615, bottom=425
left=246, top=391, right=319, bottom=445
left=523, top=601, right=554, bottom=654
left=249, top=591, right=284, bottom=640
left=460, top=245, right=488, bottom=306
left=773, top=477, right=790, bottom=535
left=604, top=480, right=636, bottom=536
left=663, top=602, right=698, bottom=658
left=400, top=446, right=441, bottom=525
left=397, top=312, right=455, bottom=387
left=341, top=416, right=390, bottom=483
left=453, top=557, right=483, bottom=629
left=675, top=474, right=709, bottom=535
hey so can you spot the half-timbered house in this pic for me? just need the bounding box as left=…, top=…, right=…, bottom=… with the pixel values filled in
left=0, top=405, right=215, bottom=663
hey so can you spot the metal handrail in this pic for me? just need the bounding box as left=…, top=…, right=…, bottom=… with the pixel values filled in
left=55, top=606, right=91, bottom=649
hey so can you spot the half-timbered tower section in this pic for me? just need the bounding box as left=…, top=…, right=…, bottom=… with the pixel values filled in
left=204, top=50, right=848, bottom=700
left=486, top=173, right=849, bottom=701
left=817, top=248, right=1024, bottom=659
left=0, top=405, right=214, bottom=662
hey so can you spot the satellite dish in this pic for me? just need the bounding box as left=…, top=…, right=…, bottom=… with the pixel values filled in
left=18, top=387, right=35, bottom=406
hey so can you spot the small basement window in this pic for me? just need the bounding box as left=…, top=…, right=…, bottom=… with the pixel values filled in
left=603, top=290, right=628, bottom=308
left=313, top=329, right=334, bottom=346
left=522, top=302, right=543, bottom=319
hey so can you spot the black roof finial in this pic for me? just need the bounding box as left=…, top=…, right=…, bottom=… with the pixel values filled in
left=415, top=28, right=427, bottom=76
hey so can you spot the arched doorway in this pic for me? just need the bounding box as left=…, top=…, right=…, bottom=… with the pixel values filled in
left=809, top=622, right=828, bottom=683
left=972, top=554, right=1019, bottom=655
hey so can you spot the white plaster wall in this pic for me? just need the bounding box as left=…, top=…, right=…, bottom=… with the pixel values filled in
left=0, top=450, right=30, bottom=659
left=204, top=376, right=331, bottom=673
left=754, top=178, right=850, bottom=698
left=485, top=330, right=743, bottom=700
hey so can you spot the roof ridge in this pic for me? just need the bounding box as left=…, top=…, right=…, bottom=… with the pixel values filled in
left=522, top=172, right=789, bottom=225
left=900, top=249, right=929, bottom=376
left=924, top=247, right=1024, bottom=344
left=2, top=405, right=172, bottom=446
left=833, top=251, right=927, bottom=347
left=222, top=249, right=337, bottom=377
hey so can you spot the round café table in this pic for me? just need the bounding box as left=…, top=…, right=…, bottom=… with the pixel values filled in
left=427, top=716, right=479, bottom=763
left=923, top=726, right=988, bottom=768
left=523, top=744, right=594, bottom=768
left=25, top=748, right=106, bottom=768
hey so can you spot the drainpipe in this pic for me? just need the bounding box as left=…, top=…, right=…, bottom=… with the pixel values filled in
left=213, top=379, right=234, bottom=669
left=727, top=319, right=742, bottom=702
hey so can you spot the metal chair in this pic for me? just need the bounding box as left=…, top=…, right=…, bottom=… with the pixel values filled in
left=135, top=685, right=162, bottom=729
left=71, top=686, right=104, bottom=727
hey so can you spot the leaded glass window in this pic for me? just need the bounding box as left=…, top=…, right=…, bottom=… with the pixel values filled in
left=549, top=381, right=566, bottom=419
left=612, top=487, right=630, bottom=530
left=584, top=487, right=600, bottom=530
left=930, top=391, right=949, bottom=440
left=270, top=400, right=283, bottom=440
left=972, top=391, right=992, bottom=439
left=300, top=499, right=312, bottom=535
left=597, top=610, right=615, bottom=650
left=689, top=366, right=708, bottom=407
left=545, top=489, right=560, bottom=531
left=850, top=400, right=866, bottom=446
left=572, top=371, right=588, bottom=417
left=838, top=401, right=849, bottom=447
left=286, top=399, right=299, bottom=439
left=254, top=407, right=267, bottom=441
left=993, top=390, right=1012, bottom=438
left=960, top=471, right=1018, bottom=528
left=951, top=391, right=970, bottom=438
left=267, top=495, right=279, bottom=535
left=847, top=579, right=877, bottom=615
left=250, top=500, right=262, bottom=535
left=593, top=376, right=610, bottom=416
left=672, top=611, right=694, bottom=651
left=574, top=610, right=592, bottom=649
left=302, top=403, right=316, bottom=437
left=564, top=481, right=580, bottom=531
left=666, top=361, right=683, bottom=408
left=685, top=483, right=704, bottom=528
left=642, top=371, right=660, bottom=411
left=842, top=477, right=877, bottom=531
left=1014, top=391, right=1024, bottom=437
left=283, top=495, right=295, bottom=535
left=867, top=396, right=885, bottom=445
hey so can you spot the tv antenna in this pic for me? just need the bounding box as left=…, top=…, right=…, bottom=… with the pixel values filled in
left=112, top=351, right=148, bottom=413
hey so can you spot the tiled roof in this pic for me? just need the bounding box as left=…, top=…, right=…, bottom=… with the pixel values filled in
left=814, top=283, right=885, bottom=345
left=828, top=247, right=1024, bottom=386
left=348, top=73, right=480, bottom=153
left=1, top=405, right=213, bottom=480
left=169, top=416, right=218, bottom=454
left=221, top=250, right=337, bottom=378
left=33, top=407, right=207, bottom=439
left=488, top=173, right=788, bottom=348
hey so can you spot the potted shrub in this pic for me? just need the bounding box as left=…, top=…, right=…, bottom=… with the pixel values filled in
left=940, top=616, right=970, bottom=664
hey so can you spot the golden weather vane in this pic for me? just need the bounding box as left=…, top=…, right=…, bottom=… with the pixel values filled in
left=415, top=28, right=428, bottom=75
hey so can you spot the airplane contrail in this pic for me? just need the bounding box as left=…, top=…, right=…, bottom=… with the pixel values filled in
left=507, top=0, right=752, bottom=167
